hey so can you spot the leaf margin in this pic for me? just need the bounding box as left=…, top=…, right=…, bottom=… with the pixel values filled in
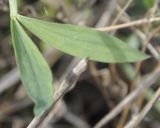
left=17, top=15, right=149, bottom=63
left=11, top=18, right=54, bottom=116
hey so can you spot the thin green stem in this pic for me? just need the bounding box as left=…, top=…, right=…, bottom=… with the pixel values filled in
left=9, top=0, right=18, bottom=17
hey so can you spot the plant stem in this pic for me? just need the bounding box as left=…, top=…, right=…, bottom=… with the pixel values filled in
left=9, top=0, right=17, bottom=17
left=97, top=17, right=160, bottom=32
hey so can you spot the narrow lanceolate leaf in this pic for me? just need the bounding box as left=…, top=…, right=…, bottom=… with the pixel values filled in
left=11, top=18, right=54, bottom=116
left=18, top=15, right=149, bottom=63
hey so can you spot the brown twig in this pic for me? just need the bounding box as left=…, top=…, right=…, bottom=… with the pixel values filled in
left=27, top=59, right=87, bottom=128
left=112, top=0, right=133, bottom=26
left=96, top=17, right=160, bottom=32
left=39, top=100, right=90, bottom=128
left=115, top=3, right=159, bottom=127
left=88, top=62, right=114, bottom=108
left=93, top=66, right=160, bottom=128
left=124, top=87, right=160, bottom=128
left=135, top=2, right=158, bottom=111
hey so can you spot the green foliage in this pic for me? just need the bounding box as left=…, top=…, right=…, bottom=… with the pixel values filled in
left=18, top=15, right=149, bottom=63
left=128, top=0, right=147, bottom=18
left=143, top=0, right=155, bottom=8
left=11, top=19, right=54, bottom=115
left=9, top=0, right=149, bottom=116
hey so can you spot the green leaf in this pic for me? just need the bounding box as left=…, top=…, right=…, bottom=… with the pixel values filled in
left=9, top=0, right=18, bottom=17
left=143, top=0, right=155, bottom=8
left=18, top=15, right=149, bottom=63
left=11, top=18, right=54, bottom=116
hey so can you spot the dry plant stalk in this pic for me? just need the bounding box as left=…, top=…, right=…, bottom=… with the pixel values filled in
left=27, top=59, right=87, bottom=128
left=93, top=66, right=160, bottom=128
left=125, top=87, right=160, bottom=128
left=97, top=17, right=160, bottom=32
